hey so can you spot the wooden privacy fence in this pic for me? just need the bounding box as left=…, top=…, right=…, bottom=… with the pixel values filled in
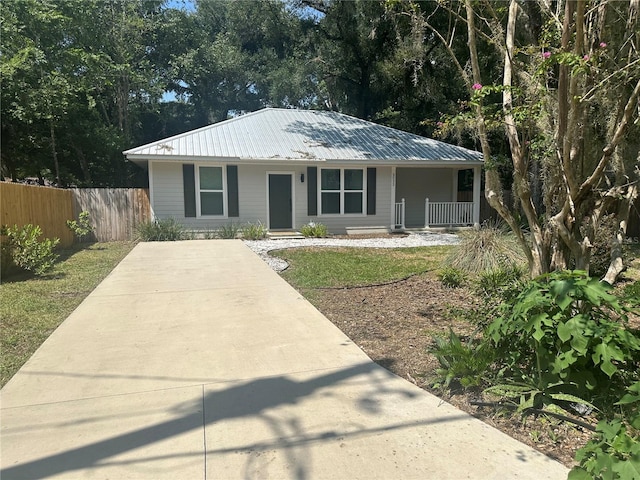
left=0, top=183, right=75, bottom=247
left=72, top=188, right=151, bottom=242
left=1, top=183, right=151, bottom=245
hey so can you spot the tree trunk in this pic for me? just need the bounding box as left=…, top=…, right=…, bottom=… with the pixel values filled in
left=604, top=184, right=638, bottom=284
left=50, top=120, right=61, bottom=186
left=71, top=141, right=92, bottom=184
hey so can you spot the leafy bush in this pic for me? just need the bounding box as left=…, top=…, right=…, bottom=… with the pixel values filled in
left=66, top=211, right=94, bottom=242
left=241, top=221, right=268, bottom=240
left=486, top=271, right=640, bottom=414
left=431, top=329, right=496, bottom=389
left=570, top=381, right=640, bottom=480
left=301, top=221, right=328, bottom=238
left=444, top=221, right=524, bottom=274
left=136, top=218, right=185, bottom=241
left=1, top=224, right=59, bottom=276
left=217, top=223, right=239, bottom=239
left=437, top=267, right=466, bottom=288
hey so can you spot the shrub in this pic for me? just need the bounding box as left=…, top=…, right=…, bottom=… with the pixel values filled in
left=136, top=218, right=184, bottom=241
left=66, top=211, right=94, bottom=242
left=241, top=221, right=268, bottom=240
left=1, top=224, right=59, bottom=276
left=217, top=223, right=240, bottom=239
left=444, top=221, right=524, bottom=274
left=485, top=271, right=640, bottom=414
left=475, top=265, right=525, bottom=302
left=431, top=329, right=496, bottom=390
left=437, top=267, right=466, bottom=288
left=300, top=221, right=328, bottom=238
left=570, top=381, right=640, bottom=480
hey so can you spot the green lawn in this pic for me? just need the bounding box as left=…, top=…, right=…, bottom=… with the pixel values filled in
left=0, top=241, right=136, bottom=387
left=272, top=245, right=453, bottom=289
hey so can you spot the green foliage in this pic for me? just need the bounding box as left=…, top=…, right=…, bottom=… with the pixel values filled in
left=486, top=271, right=640, bottom=414
left=217, top=223, right=240, bottom=239
left=475, top=265, right=525, bottom=302
left=1, top=224, right=59, bottom=277
left=444, top=222, right=525, bottom=274
left=570, top=382, right=640, bottom=480
left=300, top=221, right=328, bottom=238
left=240, top=222, right=268, bottom=240
left=431, top=329, right=495, bottom=389
left=66, top=211, right=94, bottom=242
left=437, top=267, right=466, bottom=288
left=624, top=281, right=640, bottom=306
left=275, top=246, right=449, bottom=289
left=135, top=218, right=185, bottom=242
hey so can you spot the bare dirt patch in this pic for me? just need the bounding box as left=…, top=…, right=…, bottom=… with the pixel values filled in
left=301, top=272, right=593, bottom=468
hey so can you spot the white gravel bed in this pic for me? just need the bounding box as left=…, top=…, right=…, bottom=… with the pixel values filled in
left=243, top=232, right=460, bottom=272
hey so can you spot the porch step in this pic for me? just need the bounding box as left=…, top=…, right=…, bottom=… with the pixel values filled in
left=267, top=231, right=306, bottom=240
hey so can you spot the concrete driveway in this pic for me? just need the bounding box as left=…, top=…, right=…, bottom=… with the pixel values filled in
left=0, top=240, right=569, bottom=479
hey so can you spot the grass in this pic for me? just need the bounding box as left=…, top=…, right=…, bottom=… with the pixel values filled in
left=625, top=243, right=640, bottom=281
left=444, top=225, right=525, bottom=274
left=0, top=241, right=135, bottom=387
left=272, top=245, right=453, bottom=289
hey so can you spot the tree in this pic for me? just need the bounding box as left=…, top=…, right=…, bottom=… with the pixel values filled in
left=1, top=0, right=167, bottom=187
left=410, top=0, right=639, bottom=280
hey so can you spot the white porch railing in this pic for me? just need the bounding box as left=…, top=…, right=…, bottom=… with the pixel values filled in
left=425, top=198, right=473, bottom=227
left=394, top=198, right=405, bottom=229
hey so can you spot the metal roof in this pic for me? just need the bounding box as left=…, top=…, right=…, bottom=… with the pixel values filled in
left=123, top=108, right=483, bottom=165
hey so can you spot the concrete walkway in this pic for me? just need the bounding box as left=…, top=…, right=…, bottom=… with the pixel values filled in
left=1, top=241, right=569, bottom=479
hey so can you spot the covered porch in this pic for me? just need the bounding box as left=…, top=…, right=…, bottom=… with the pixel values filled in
left=391, top=166, right=482, bottom=230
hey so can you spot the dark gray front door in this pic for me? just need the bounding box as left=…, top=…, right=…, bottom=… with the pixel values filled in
left=268, top=174, right=292, bottom=229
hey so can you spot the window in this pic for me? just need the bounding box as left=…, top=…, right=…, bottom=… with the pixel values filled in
left=320, top=168, right=365, bottom=215
left=198, top=166, right=225, bottom=216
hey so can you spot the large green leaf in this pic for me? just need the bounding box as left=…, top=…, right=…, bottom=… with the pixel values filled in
left=550, top=279, right=574, bottom=311
left=567, top=467, right=592, bottom=480
left=611, top=455, right=640, bottom=480
left=592, top=342, right=624, bottom=378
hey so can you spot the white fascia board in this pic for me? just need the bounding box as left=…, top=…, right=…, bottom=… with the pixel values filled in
left=124, top=155, right=328, bottom=165
left=322, top=158, right=484, bottom=167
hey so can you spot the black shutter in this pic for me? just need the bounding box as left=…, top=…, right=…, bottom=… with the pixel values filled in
left=227, top=165, right=239, bottom=217
left=307, top=166, right=317, bottom=216
left=367, top=168, right=376, bottom=215
left=183, top=164, right=196, bottom=217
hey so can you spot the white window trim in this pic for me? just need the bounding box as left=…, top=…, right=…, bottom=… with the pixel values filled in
left=195, top=164, right=228, bottom=218
left=318, top=167, right=367, bottom=216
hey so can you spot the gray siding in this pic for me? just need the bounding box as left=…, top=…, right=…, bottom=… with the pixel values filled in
left=150, top=161, right=393, bottom=233
left=396, top=168, right=454, bottom=228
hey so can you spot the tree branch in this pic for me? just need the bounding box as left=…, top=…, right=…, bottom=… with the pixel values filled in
left=576, top=77, right=640, bottom=203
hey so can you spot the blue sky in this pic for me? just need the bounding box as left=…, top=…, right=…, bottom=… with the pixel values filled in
left=164, top=0, right=196, bottom=12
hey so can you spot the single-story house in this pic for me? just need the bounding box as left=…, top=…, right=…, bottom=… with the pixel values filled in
left=123, top=108, right=483, bottom=234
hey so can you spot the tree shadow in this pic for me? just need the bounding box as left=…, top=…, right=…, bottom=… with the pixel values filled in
left=1, top=362, right=468, bottom=480
left=282, top=115, right=482, bottom=162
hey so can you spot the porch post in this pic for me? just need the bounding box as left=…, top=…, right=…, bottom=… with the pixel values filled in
left=452, top=169, right=458, bottom=202
left=425, top=197, right=430, bottom=228
left=472, top=165, right=481, bottom=227
left=390, top=167, right=396, bottom=231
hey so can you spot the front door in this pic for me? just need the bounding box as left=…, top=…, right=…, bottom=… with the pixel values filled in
left=268, top=174, right=292, bottom=230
